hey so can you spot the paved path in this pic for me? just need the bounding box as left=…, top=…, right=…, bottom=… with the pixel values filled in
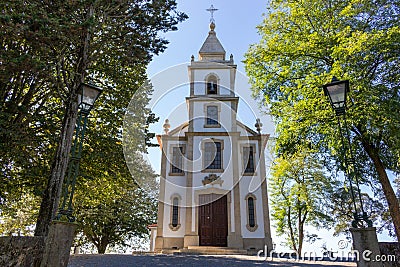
left=68, top=254, right=356, bottom=267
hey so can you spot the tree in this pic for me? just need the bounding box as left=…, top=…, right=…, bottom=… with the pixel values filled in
left=0, top=193, right=40, bottom=236
left=245, top=0, right=400, bottom=240
left=270, top=149, right=335, bottom=255
left=329, top=187, right=386, bottom=235
left=69, top=78, right=158, bottom=253
left=0, top=0, right=186, bottom=237
left=74, top=157, right=157, bottom=254
left=0, top=0, right=63, bottom=212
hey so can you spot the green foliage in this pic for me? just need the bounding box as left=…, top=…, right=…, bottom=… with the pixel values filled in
left=246, top=0, right=400, bottom=238
left=74, top=156, right=157, bottom=254
left=270, top=149, right=336, bottom=254
left=0, top=0, right=186, bottom=247
left=0, top=193, right=40, bottom=236
left=71, top=80, right=159, bottom=253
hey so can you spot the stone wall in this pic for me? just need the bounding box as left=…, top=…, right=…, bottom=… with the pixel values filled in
left=379, top=242, right=400, bottom=267
left=0, top=236, right=45, bottom=267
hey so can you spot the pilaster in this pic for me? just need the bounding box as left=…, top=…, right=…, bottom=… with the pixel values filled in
left=183, top=134, right=198, bottom=247
left=259, top=134, right=273, bottom=251
left=155, top=136, right=168, bottom=251
left=228, top=133, right=243, bottom=248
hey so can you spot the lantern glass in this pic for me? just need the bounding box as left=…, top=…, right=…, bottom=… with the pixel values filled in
left=78, top=83, right=102, bottom=112
left=323, top=78, right=349, bottom=112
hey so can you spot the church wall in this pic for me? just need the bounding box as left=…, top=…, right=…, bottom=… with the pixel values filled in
left=237, top=140, right=266, bottom=238
left=239, top=180, right=265, bottom=238
left=162, top=180, right=186, bottom=238
left=161, top=140, right=187, bottom=238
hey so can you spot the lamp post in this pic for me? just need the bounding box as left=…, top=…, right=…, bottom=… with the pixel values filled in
left=323, top=77, right=372, bottom=228
left=56, top=82, right=102, bottom=222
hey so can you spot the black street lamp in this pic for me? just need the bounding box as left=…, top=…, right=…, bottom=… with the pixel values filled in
left=56, top=83, right=102, bottom=222
left=323, top=76, right=349, bottom=116
left=78, top=83, right=103, bottom=114
left=323, top=77, right=372, bottom=228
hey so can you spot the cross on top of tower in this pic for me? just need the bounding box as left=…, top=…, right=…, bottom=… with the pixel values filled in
left=206, top=4, right=218, bottom=23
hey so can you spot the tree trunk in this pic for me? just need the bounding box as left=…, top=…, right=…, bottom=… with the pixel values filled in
left=97, top=245, right=107, bottom=254
left=97, top=238, right=109, bottom=254
left=34, top=99, right=79, bottom=236
left=298, top=210, right=303, bottom=256
left=298, top=209, right=308, bottom=256
left=287, top=206, right=298, bottom=253
left=360, top=139, right=400, bottom=242
left=34, top=4, right=93, bottom=237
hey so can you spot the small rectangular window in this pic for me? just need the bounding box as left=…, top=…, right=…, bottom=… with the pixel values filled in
left=206, top=106, right=218, bottom=125
left=205, top=142, right=222, bottom=169
left=244, top=146, right=255, bottom=173
left=171, top=146, right=184, bottom=174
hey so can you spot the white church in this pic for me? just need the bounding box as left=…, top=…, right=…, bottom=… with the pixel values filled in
left=149, top=18, right=273, bottom=254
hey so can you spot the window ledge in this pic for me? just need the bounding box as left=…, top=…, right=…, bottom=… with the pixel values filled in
left=169, top=172, right=185, bottom=176
left=246, top=224, right=258, bottom=232
left=169, top=223, right=181, bottom=231
left=204, top=124, right=221, bottom=128
left=201, top=168, right=224, bottom=173
left=242, top=172, right=257, bottom=176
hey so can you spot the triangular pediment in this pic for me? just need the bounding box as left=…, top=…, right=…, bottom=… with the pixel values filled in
left=168, top=121, right=189, bottom=136
left=236, top=120, right=259, bottom=136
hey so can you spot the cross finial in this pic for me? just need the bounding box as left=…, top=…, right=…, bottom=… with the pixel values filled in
left=206, top=4, right=218, bottom=23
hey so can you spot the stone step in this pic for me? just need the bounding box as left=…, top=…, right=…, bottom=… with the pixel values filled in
left=178, top=246, right=248, bottom=255
left=187, top=246, right=238, bottom=250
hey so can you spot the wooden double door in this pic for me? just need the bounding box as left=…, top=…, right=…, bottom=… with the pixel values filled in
left=198, top=194, right=228, bottom=247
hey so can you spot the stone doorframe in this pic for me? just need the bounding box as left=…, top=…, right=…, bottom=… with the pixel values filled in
left=183, top=187, right=239, bottom=247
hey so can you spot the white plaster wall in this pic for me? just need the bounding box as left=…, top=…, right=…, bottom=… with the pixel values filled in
left=192, top=100, right=233, bottom=132
left=178, top=126, right=188, bottom=136
left=150, top=228, right=157, bottom=251
left=161, top=140, right=188, bottom=238
left=237, top=139, right=266, bottom=238
left=239, top=177, right=265, bottom=238
left=162, top=183, right=186, bottom=237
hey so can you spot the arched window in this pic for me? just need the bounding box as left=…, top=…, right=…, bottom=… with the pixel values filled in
left=248, top=197, right=255, bottom=227
left=172, top=197, right=179, bottom=227
left=245, top=194, right=258, bottom=231
left=206, top=75, right=218, bottom=94
left=169, top=195, right=181, bottom=231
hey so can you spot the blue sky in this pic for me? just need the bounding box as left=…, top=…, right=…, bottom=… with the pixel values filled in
left=147, top=1, right=267, bottom=76
left=137, top=0, right=395, bottom=254
left=144, top=0, right=275, bottom=171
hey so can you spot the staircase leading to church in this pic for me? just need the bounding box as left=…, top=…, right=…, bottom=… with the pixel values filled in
left=176, top=246, right=248, bottom=255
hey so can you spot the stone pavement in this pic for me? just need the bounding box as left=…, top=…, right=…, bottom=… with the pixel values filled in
left=68, top=254, right=356, bottom=267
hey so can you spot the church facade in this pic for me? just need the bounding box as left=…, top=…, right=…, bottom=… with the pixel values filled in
left=153, top=21, right=273, bottom=253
